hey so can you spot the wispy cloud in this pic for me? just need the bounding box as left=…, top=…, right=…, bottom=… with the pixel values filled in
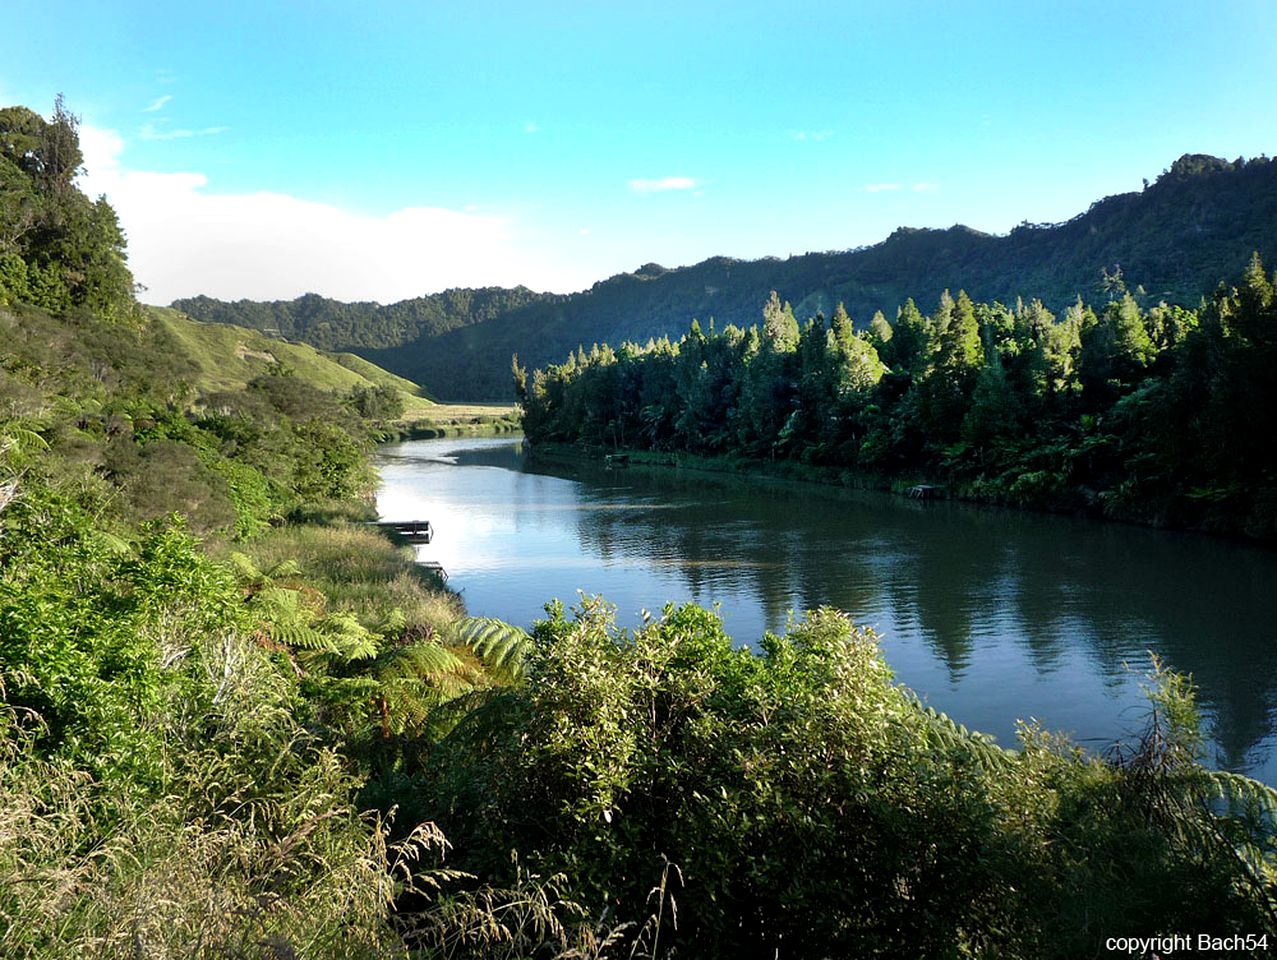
left=523, top=120, right=540, bottom=134
left=790, top=129, right=834, bottom=142
left=912, top=182, right=939, bottom=192
left=142, top=95, right=172, bottom=113
left=628, top=176, right=698, bottom=194
left=139, top=122, right=228, bottom=141
left=860, top=183, right=901, bottom=193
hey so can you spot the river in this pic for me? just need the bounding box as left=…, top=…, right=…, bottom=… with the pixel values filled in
left=376, top=436, right=1277, bottom=783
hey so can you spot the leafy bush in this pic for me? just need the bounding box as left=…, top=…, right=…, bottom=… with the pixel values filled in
left=422, top=599, right=1277, bottom=957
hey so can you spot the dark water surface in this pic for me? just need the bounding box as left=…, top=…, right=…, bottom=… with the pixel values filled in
left=377, top=437, right=1277, bottom=783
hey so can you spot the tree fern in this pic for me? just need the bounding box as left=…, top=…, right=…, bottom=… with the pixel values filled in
left=227, top=551, right=302, bottom=592
left=266, top=621, right=331, bottom=651
left=375, top=606, right=407, bottom=637
left=375, top=642, right=464, bottom=685
left=0, top=427, right=48, bottom=458
left=249, top=585, right=339, bottom=654
left=909, top=696, right=1017, bottom=774
left=1205, top=769, right=1277, bottom=876
left=323, top=613, right=379, bottom=661
left=459, top=616, right=533, bottom=683
left=1209, top=769, right=1277, bottom=826
left=369, top=641, right=473, bottom=738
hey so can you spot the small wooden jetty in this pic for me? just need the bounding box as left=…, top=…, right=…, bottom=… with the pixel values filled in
left=604, top=453, right=630, bottom=468
left=907, top=484, right=939, bottom=500
left=371, top=519, right=434, bottom=543
left=418, top=560, right=448, bottom=581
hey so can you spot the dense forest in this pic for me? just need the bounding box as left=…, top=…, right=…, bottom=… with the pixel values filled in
left=5, top=100, right=1277, bottom=956
left=519, top=260, right=1277, bottom=541
left=176, top=152, right=1277, bottom=399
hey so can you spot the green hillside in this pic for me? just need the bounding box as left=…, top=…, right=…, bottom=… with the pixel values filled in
left=175, top=153, right=1277, bottom=400
left=148, top=306, right=424, bottom=400
left=1, top=101, right=486, bottom=952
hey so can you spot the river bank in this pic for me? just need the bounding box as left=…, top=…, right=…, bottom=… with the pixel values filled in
left=525, top=439, right=1277, bottom=546
left=381, top=402, right=520, bottom=440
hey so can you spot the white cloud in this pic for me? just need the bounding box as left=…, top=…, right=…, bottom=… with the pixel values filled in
left=912, top=182, right=939, bottom=192
left=628, top=176, right=697, bottom=193
left=523, top=120, right=540, bottom=134
left=860, top=183, right=900, bottom=193
left=142, top=95, right=172, bottom=113
left=139, top=122, right=228, bottom=141
left=77, top=123, right=576, bottom=304
left=790, top=129, right=834, bottom=142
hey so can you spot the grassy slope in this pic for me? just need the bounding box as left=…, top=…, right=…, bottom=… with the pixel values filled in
left=151, top=307, right=425, bottom=400
left=329, top=349, right=425, bottom=395
left=155, top=305, right=517, bottom=440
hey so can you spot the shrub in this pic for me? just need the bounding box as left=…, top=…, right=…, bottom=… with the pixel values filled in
left=422, top=599, right=1277, bottom=957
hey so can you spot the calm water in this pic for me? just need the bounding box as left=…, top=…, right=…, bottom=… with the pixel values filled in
left=377, top=437, right=1277, bottom=783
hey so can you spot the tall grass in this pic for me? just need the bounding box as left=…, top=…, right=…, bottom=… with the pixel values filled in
left=0, top=636, right=418, bottom=959
left=222, top=518, right=464, bottom=640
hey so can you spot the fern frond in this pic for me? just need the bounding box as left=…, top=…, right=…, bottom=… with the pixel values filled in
left=382, top=683, right=433, bottom=728
left=227, top=551, right=262, bottom=585
left=323, top=614, right=379, bottom=661
left=264, top=557, right=302, bottom=580
left=1207, top=769, right=1277, bottom=843
left=375, top=642, right=464, bottom=683
left=366, top=641, right=478, bottom=736
left=378, top=606, right=408, bottom=637
left=912, top=697, right=1017, bottom=773
left=54, top=395, right=101, bottom=417
left=253, top=586, right=320, bottom=624
left=0, top=427, right=49, bottom=455
left=459, top=616, right=533, bottom=682
left=268, top=623, right=332, bottom=651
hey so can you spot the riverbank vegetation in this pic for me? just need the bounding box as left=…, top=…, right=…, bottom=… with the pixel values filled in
left=4, top=99, right=1277, bottom=956
left=0, top=101, right=473, bottom=954
left=517, top=259, right=1277, bottom=540
left=418, top=600, right=1277, bottom=956
left=384, top=401, right=522, bottom=440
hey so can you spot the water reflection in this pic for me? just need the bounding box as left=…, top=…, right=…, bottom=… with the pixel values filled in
left=377, top=437, right=1277, bottom=782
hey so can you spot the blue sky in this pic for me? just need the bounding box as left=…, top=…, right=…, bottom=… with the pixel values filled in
left=5, top=1, right=1276, bottom=304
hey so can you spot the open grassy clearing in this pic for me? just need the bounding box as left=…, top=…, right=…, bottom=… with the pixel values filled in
left=390, top=401, right=521, bottom=437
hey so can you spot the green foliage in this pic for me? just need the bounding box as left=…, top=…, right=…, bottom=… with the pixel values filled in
left=0, top=597, right=440, bottom=958
left=291, top=418, right=374, bottom=500
left=346, top=381, right=407, bottom=420
left=0, top=103, right=529, bottom=954
left=5, top=90, right=1275, bottom=953
left=0, top=484, right=238, bottom=784
left=0, top=364, right=481, bottom=957
left=0, top=99, right=137, bottom=322
left=423, top=599, right=1276, bottom=956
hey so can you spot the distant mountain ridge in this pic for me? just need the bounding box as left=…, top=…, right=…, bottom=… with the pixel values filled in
left=173, top=153, right=1277, bottom=400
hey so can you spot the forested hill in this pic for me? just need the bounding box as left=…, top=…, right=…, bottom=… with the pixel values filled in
left=174, top=153, right=1277, bottom=399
